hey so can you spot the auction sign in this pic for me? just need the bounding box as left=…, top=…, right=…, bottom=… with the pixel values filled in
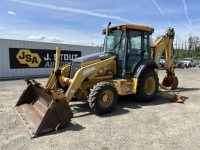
left=9, top=48, right=81, bottom=69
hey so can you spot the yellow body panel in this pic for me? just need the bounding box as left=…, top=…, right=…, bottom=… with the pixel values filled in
left=111, top=78, right=138, bottom=95
left=64, top=56, right=116, bottom=103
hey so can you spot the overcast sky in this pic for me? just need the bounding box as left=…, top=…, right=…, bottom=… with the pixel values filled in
left=0, top=0, right=200, bottom=46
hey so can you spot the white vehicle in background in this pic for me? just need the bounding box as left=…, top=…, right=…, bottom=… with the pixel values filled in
left=181, top=58, right=196, bottom=68
left=159, top=59, right=165, bottom=69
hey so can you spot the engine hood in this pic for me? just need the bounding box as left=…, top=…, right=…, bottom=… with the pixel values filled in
left=72, top=52, right=116, bottom=63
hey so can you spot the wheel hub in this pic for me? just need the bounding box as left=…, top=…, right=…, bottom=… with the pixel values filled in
left=100, top=90, right=113, bottom=108
left=102, top=95, right=109, bottom=102
left=145, top=77, right=156, bottom=95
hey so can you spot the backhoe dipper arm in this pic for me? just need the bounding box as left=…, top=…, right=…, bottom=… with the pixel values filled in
left=151, top=28, right=175, bottom=76
left=150, top=28, right=184, bottom=102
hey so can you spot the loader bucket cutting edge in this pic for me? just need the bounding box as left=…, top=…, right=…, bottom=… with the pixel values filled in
left=15, top=84, right=73, bottom=137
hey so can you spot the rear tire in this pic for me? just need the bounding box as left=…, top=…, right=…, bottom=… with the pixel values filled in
left=88, top=82, right=118, bottom=115
left=136, top=70, right=158, bottom=102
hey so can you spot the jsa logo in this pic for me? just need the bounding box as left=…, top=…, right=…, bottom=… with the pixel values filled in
left=16, top=49, right=41, bottom=67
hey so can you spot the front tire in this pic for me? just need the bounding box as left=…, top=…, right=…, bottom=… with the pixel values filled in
left=136, top=70, right=158, bottom=102
left=88, top=82, right=118, bottom=115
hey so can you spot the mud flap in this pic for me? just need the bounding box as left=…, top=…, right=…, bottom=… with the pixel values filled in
left=15, top=84, right=73, bottom=138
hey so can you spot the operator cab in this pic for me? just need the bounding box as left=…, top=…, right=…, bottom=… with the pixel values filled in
left=103, top=24, right=154, bottom=78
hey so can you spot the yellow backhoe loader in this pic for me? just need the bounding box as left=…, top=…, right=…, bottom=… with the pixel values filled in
left=15, top=22, right=183, bottom=137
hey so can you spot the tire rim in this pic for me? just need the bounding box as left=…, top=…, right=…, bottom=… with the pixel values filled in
left=100, top=90, right=113, bottom=108
left=145, top=77, right=156, bottom=95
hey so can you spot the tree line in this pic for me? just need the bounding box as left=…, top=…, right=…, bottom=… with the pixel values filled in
left=173, top=35, right=200, bottom=60
left=154, top=34, right=200, bottom=61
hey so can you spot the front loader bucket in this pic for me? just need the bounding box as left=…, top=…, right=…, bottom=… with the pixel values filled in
left=15, top=84, right=73, bottom=138
left=162, top=76, right=178, bottom=90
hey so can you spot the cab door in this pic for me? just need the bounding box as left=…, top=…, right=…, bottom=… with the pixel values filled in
left=126, top=30, right=150, bottom=75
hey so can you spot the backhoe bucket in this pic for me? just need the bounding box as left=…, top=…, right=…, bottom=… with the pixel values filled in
left=162, top=76, right=178, bottom=90
left=15, top=84, right=73, bottom=138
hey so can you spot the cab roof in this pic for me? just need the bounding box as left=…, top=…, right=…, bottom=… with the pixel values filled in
left=103, top=24, right=154, bottom=34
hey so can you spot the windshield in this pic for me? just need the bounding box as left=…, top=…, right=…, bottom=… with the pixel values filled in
left=104, top=29, right=126, bottom=54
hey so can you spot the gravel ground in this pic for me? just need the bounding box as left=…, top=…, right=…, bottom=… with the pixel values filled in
left=0, top=67, right=200, bottom=150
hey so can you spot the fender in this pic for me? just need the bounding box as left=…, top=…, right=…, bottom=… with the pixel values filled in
left=133, top=60, right=158, bottom=78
